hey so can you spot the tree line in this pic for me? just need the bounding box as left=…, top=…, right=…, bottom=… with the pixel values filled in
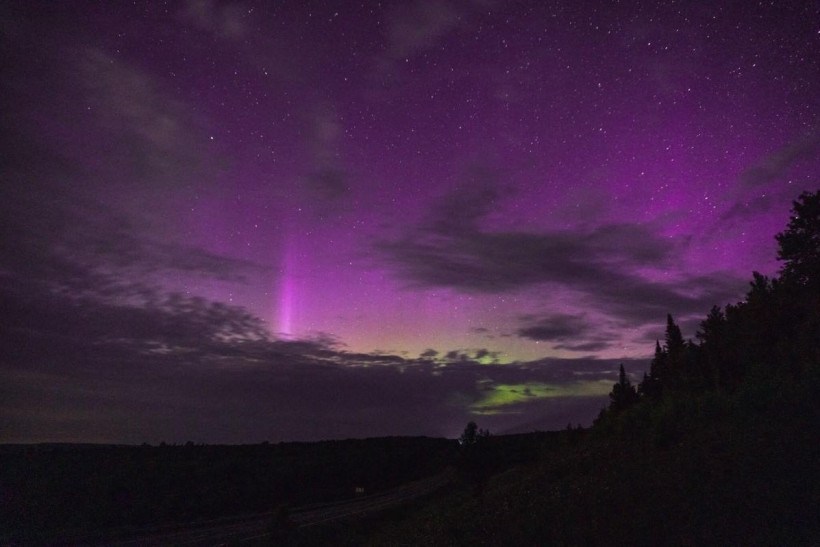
left=601, top=190, right=820, bottom=420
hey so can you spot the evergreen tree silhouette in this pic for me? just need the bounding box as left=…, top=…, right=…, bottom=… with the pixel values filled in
left=665, top=314, right=685, bottom=355
left=609, top=364, right=639, bottom=413
left=696, top=305, right=727, bottom=389
left=774, top=190, right=820, bottom=374
left=664, top=314, right=687, bottom=390
left=776, top=190, right=820, bottom=290
left=639, top=340, right=665, bottom=399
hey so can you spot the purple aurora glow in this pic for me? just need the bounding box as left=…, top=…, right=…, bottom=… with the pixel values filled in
left=0, top=1, right=817, bottom=443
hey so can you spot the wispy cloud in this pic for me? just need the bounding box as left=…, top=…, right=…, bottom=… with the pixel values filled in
left=0, top=249, right=637, bottom=442
left=740, top=130, right=820, bottom=188
left=180, top=0, right=249, bottom=39
left=383, top=0, right=463, bottom=60
left=517, top=314, right=592, bottom=342
left=377, top=169, right=747, bottom=339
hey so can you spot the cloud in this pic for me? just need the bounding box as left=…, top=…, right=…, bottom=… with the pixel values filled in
left=517, top=314, right=591, bottom=342
left=372, top=0, right=497, bottom=87
left=2, top=22, right=226, bottom=240
left=516, top=314, right=617, bottom=352
left=300, top=104, right=353, bottom=207
left=1, top=34, right=261, bottom=299
left=590, top=272, right=745, bottom=328
left=0, top=255, right=643, bottom=442
left=384, top=0, right=463, bottom=59
left=305, top=166, right=350, bottom=202
left=379, top=206, right=676, bottom=295
left=720, top=194, right=776, bottom=223
left=377, top=171, right=748, bottom=332
left=0, top=174, right=260, bottom=303
left=425, top=165, right=505, bottom=233
left=1, top=40, right=232, bottom=271
left=76, top=48, right=217, bottom=197
left=553, top=341, right=613, bottom=352
left=1, top=216, right=642, bottom=443
left=740, top=131, right=820, bottom=187
left=181, top=0, right=248, bottom=39
left=474, top=348, right=493, bottom=360
left=382, top=0, right=501, bottom=59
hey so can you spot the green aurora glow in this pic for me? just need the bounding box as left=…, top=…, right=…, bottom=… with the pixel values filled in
left=470, top=381, right=612, bottom=415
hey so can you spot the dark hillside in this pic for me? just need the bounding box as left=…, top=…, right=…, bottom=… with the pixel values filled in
left=359, top=376, right=819, bottom=545
left=334, top=190, right=820, bottom=545
left=0, top=436, right=454, bottom=543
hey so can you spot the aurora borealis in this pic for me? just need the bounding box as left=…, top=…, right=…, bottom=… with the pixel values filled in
left=1, top=1, right=817, bottom=443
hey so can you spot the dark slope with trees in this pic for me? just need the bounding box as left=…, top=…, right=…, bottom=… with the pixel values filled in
left=335, top=191, right=820, bottom=545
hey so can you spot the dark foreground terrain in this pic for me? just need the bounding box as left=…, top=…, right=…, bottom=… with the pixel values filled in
left=3, top=394, right=818, bottom=546
left=335, top=379, right=820, bottom=545
left=333, top=191, right=820, bottom=546
left=3, top=374, right=819, bottom=546
left=0, top=436, right=457, bottom=544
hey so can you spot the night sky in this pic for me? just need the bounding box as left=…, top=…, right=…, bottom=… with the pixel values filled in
left=1, top=1, right=818, bottom=443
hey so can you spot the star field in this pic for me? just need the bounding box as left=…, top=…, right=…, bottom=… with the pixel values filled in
left=0, top=0, right=817, bottom=442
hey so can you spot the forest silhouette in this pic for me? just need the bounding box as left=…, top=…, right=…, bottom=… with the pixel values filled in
left=601, top=190, right=820, bottom=420
left=357, top=190, right=820, bottom=545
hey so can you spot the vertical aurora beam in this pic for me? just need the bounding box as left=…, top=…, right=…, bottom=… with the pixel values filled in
left=277, top=234, right=295, bottom=339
